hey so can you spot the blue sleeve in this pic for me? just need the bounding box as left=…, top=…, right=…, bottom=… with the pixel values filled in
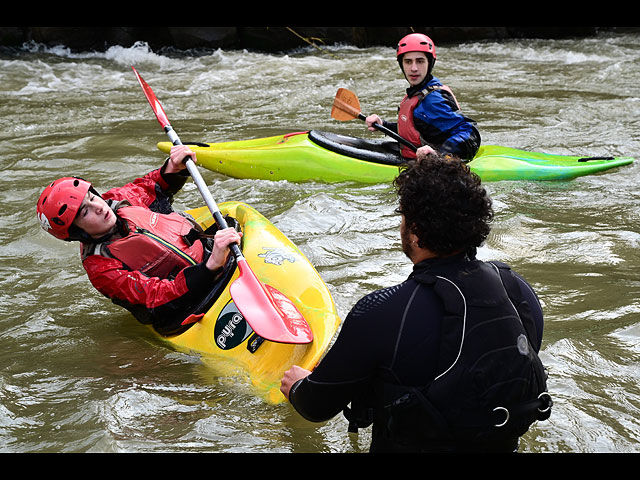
left=414, top=92, right=480, bottom=159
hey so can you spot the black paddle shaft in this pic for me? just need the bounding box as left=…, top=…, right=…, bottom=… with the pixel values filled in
left=357, top=112, right=418, bottom=153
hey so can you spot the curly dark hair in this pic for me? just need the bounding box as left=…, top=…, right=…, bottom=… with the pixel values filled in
left=393, top=155, right=493, bottom=257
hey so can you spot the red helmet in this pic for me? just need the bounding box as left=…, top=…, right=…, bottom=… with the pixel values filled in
left=397, top=33, right=436, bottom=60
left=37, top=177, right=92, bottom=240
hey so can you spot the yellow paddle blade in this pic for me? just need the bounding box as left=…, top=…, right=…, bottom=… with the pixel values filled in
left=331, top=87, right=362, bottom=121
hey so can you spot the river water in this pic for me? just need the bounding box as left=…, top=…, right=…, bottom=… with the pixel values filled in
left=1, top=33, right=639, bottom=453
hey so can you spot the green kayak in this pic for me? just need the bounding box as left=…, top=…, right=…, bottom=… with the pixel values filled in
left=157, top=130, right=634, bottom=183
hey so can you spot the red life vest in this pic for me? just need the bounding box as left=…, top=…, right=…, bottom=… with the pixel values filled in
left=397, top=85, right=461, bottom=159
left=397, top=94, right=423, bottom=159
left=100, top=206, right=205, bottom=280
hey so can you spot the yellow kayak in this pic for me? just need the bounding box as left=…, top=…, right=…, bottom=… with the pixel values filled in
left=156, top=201, right=342, bottom=404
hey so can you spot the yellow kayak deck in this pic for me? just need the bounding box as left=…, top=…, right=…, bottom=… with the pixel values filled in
left=156, top=201, right=341, bottom=404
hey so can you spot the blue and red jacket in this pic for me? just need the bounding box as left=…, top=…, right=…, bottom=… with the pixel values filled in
left=385, top=76, right=481, bottom=161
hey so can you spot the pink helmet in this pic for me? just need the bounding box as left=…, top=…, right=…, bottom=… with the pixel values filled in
left=37, top=177, right=92, bottom=240
left=397, top=33, right=436, bottom=60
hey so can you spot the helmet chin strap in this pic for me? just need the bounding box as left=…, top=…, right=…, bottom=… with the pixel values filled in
left=405, top=75, right=434, bottom=96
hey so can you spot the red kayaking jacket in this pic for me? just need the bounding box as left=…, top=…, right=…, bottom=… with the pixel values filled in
left=80, top=163, right=221, bottom=336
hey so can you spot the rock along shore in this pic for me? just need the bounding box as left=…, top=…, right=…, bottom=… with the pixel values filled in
left=0, top=27, right=636, bottom=53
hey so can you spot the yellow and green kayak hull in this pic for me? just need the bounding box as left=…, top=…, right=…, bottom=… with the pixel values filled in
left=158, top=130, right=634, bottom=183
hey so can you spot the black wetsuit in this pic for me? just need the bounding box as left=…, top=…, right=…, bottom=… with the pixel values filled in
left=288, top=254, right=547, bottom=452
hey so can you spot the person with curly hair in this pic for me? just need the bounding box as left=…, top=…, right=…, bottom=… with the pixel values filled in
left=281, top=154, right=551, bottom=453
left=395, top=155, right=493, bottom=260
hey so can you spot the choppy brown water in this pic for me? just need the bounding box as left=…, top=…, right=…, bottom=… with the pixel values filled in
left=1, top=33, right=639, bottom=452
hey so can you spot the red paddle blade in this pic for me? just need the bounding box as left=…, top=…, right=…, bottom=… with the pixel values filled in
left=132, top=67, right=171, bottom=129
left=230, top=260, right=313, bottom=344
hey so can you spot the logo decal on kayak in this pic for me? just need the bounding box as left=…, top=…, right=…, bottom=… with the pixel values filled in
left=214, top=300, right=253, bottom=350
left=258, top=247, right=296, bottom=266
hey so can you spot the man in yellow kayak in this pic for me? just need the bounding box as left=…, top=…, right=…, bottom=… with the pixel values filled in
left=365, top=32, right=480, bottom=162
left=36, top=145, right=242, bottom=336
left=281, top=154, right=551, bottom=452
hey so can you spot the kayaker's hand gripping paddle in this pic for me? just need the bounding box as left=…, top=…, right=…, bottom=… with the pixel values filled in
left=331, top=87, right=418, bottom=153
left=132, top=67, right=313, bottom=345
